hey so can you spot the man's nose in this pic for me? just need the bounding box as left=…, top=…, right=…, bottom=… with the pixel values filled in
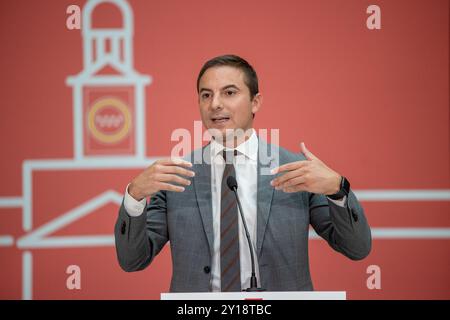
left=211, top=94, right=223, bottom=111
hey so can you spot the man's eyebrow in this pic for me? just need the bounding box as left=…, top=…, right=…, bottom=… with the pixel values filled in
left=222, top=84, right=240, bottom=91
left=199, top=84, right=241, bottom=94
left=199, top=87, right=213, bottom=93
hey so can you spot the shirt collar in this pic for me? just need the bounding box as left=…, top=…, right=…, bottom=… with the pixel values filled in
left=210, top=129, right=258, bottom=162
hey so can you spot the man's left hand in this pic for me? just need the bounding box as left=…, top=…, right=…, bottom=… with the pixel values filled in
left=270, top=142, right=342, bottom=195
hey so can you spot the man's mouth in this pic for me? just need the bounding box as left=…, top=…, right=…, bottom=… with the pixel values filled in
left=211, top=116, right=230, bottom=124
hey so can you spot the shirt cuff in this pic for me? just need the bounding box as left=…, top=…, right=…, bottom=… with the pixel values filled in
left=327, top=195, right=347, bottom=207
left=124, top=183, right=146, bottom=217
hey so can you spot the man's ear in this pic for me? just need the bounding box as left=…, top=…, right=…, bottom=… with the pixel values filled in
left=251, top=93, right=263, bottom=116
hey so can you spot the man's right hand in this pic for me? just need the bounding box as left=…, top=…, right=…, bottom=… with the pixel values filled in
left=128, top=158, right=195, bottom=201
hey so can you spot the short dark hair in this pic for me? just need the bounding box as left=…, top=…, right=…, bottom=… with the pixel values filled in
left=196, top=54, right=259, bottom=100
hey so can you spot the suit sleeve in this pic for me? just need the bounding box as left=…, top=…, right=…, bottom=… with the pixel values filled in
left=114, top=190, right=169, bottom=272
left=308, top=189, right=372, bottom=260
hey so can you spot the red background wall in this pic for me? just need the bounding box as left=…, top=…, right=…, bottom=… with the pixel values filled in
left=0, top=0, right=448, bottom=299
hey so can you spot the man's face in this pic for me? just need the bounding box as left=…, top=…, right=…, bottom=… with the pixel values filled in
left=198, top=66, right=262, bottom=142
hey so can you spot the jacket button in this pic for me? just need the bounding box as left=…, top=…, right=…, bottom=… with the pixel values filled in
left=352, top=211, right=359, bottom=222
left=203, top=266, right=211, bottom=274
left=121, top=221, right=126, bottom=234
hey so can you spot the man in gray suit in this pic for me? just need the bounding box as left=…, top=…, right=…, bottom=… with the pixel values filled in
left=115, top=55, right=371, bottom=292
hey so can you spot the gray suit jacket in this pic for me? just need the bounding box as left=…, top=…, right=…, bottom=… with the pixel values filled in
left=114, top=139, right=371, bottom=292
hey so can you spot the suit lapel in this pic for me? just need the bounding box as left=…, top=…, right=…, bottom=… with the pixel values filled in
left=256, top=139, right=275, bottom=257
left=193, top=144, right=214, bottom=257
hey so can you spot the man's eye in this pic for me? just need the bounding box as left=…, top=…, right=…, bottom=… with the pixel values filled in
left=202, top=93, right=210, bottom=99
left=226, top=90, right=236, bottom=96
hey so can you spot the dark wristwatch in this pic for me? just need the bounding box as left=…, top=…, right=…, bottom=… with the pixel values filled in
left=327, top=176, right=350, bottom=200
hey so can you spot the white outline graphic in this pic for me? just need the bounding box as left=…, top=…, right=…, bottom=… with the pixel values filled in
left=66, top=0, right=151, bottom=160
left=0, top=0, right=153, bottom=300
left=0, top=0, right=448, bottom=300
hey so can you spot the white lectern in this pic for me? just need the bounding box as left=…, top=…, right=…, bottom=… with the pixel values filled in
left=161, top=291, right=346, bottom=300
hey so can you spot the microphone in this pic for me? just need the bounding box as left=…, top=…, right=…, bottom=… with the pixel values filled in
left=227, top=175, right=265, bottom=292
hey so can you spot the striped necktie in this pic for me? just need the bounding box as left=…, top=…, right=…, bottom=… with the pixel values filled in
left=220, top=150, right=241, bottom=292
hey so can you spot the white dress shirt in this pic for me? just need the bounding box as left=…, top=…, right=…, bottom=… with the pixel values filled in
left=208, top=129, right=260, bottom=291
left=123, top=129, right=346, bottom=291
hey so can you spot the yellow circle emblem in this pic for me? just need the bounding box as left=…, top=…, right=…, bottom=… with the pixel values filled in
left=88, top=98, right=131, bottom=144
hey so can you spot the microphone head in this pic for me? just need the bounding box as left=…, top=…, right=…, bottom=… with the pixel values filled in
left=226, top=175, right=238, bottom=190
